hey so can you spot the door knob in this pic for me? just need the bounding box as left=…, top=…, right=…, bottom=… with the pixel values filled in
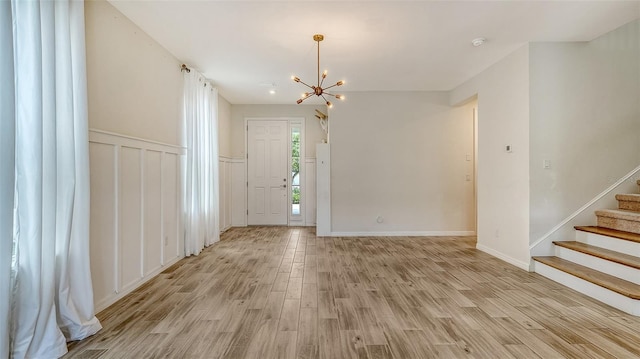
left=281, top=184, right=287, bottom=188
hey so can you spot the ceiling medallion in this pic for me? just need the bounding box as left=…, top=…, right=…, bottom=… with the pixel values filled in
left=292, top=34, right=345, bottom=108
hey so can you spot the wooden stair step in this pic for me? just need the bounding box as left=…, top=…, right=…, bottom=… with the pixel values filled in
left=617, top=194, right=640, bottom=211
left=553, top=241, right=640, bottom=270
left=575, top=226, right=640, bottom=244
left=532, top=256, right=640, bottom=300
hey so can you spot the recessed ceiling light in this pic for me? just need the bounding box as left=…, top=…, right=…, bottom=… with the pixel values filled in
left=269, top=89, right=276, bottom=95
left=259, top=81, right=276, bottom=87
left=471, top=37, right=486, bottom=47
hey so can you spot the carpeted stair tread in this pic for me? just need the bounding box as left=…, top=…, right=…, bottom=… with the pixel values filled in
left=617, top=194, right=640, bottom=211
left=595, top=209, right=640, bottom=221
left=596, top=209, right=640, bottom=234
left=575, top=226, right=640, bottom=244
left=533, top=256, right=640, bottom=299
left=617, top=194, right=640, bottom=202
left=553, top=241, right=640, bottom=270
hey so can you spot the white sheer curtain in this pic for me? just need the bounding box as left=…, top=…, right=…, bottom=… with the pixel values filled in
left=1, top=1, right=102, bottom=357
left=183, top=70, right=220, bottom=256
left=0, top=1, right=15, bottom=357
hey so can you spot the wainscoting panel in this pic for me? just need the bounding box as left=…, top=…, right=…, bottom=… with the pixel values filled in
left=89, top=129, right=184, bottom=312
left=225, top=159, right=232, bottom=230
left=88, top=142, right=117, bottom=306
left=162, top=152, right=180, bottom=264
left=119, top=146, right=143, bottom=292
left=219, top=157, right=233, bottom=232
left=219, top=158, right=227, bottom=231
left=305, top=158, right=316, bottom=226
left=144, top=150, right=162, bottom=276
left=231, top=159, right=247, bottom=227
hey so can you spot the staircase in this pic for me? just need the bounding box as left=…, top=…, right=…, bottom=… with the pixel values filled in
left=533, top=180, right=640, bottom=316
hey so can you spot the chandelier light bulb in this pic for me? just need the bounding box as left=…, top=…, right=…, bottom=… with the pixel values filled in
left=327, top=101, right=333, bottom=108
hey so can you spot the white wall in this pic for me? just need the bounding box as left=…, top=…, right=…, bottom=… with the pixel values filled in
left=451, top=46, right=531, bottom=269
left=85, top=0, right=182, bottom=145
left=329, top=91, right=476, bottom=235
left=85, top=0, right=184, bottom=311
left=218, top=95, right=232, bottom=158
left=529, top=20, right=640, bottom=243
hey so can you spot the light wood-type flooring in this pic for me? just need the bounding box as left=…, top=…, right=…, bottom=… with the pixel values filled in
left=65, top=227, right=640, bottom=358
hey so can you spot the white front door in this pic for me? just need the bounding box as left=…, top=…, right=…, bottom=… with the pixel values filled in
left=247, top=120, right=289, bottom=225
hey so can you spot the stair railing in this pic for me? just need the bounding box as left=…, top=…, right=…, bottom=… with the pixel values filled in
left=529, top=163, right=640, bottom=259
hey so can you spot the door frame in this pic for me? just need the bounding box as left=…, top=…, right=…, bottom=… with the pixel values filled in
left=245, top=117, right=306, bottom=226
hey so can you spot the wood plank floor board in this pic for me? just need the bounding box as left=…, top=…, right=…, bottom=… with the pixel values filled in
left=339, top=330, right=368, bottom=359
left=571, top=344, right=617, bottom=359
left=301, top=282, right=319, bottom=309
left=244, top=319, right=278, bottom=359
left=65, top=227, right=640, bottom=358
left=365, top=345, right=393, bottom=359
left=403, top=329, right=441, bottom=358
left=379, top=322, right=421, bottom=359
left=504, top=344, right=543, bottom=359
left=277, top=298, right=300, bottom=332
left=318, top=318, right=342, bottom=359
left=493, top=316, right=564, bottom=359
left=297, top=307, right=319, bottom=348
left=346, top=283, right=370, bottom=309
left=354, top=307, right=387, bottom=346
left=285, top=276, right=303, bottom=299
left=272, top=331, right=297, bottom=359
left=589, top=327, right=640, bottom=357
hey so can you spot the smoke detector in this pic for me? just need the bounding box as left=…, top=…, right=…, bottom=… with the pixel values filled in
left=471, top=37, right=486, bottom=47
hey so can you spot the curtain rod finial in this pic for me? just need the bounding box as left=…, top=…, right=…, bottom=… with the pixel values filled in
left=181, top=64, right=191, bottom=73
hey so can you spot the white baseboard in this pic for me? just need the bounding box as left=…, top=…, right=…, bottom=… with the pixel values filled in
left=94, top=255, right=183, bottom=313
left=330, top=231, right=475, bottom=237
left=476, top=243, right=530, bottom=271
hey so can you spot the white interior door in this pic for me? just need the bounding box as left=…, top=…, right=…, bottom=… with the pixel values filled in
left=247, top=120, right=288, bottom=225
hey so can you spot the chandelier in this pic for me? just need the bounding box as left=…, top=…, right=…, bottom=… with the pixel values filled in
left=292, top=34, right=345, bottom=108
